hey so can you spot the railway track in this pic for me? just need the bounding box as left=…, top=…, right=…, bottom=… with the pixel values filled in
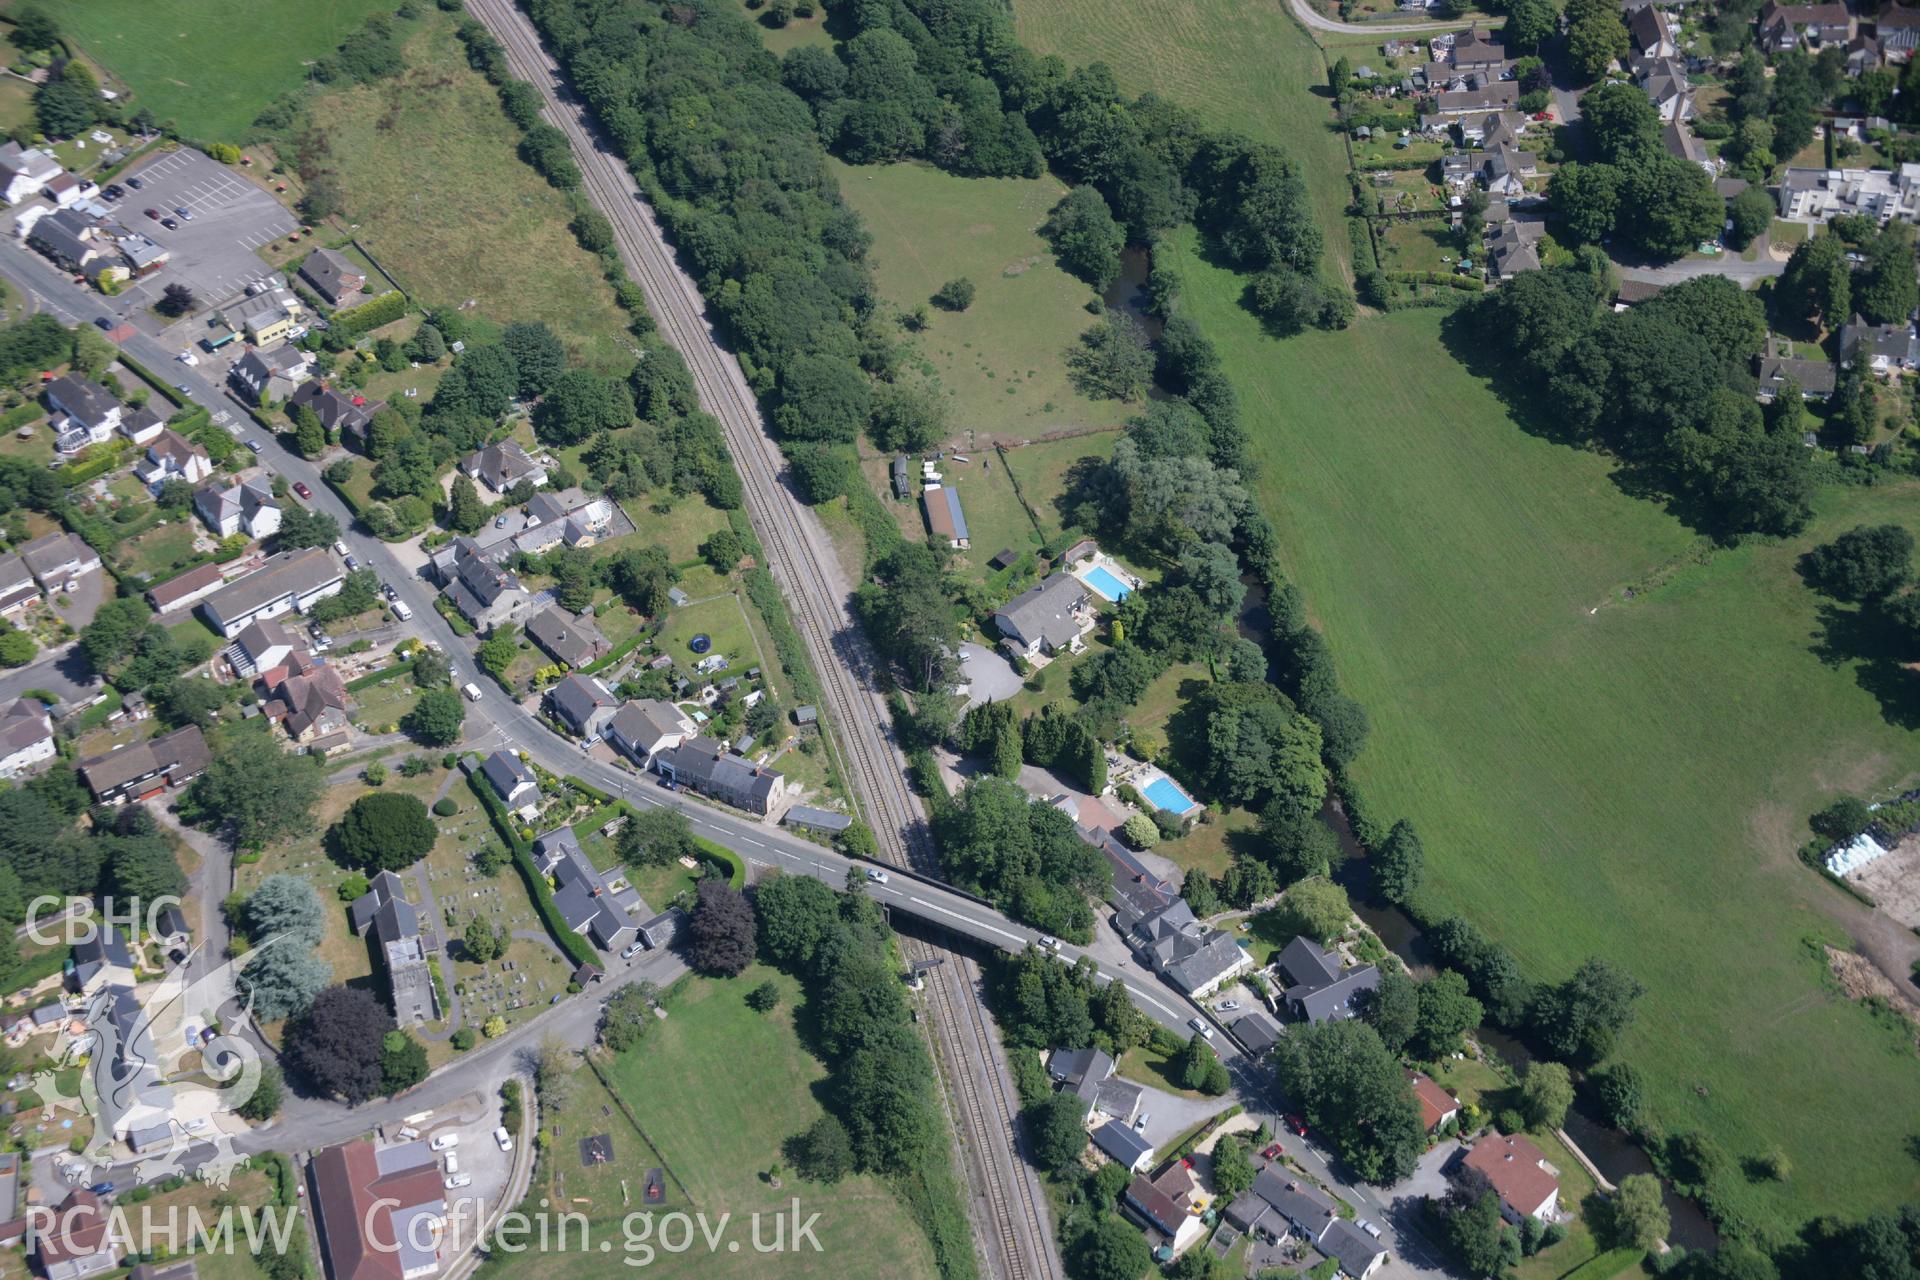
left=461, top=2, right=1059, bottom=1275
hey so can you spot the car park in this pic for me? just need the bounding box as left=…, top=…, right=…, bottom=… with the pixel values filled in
left=293, top=481, right=312, bottom=499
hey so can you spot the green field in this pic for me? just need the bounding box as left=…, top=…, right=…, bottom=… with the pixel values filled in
left=302, top=14, right=633, bottom=370
left=520, top=970, right=939, bottom=1280
left=50, top=0, right=399, bottom=142
left=829, top=159, right=1133, bottom=440
left=1163, top=226, right=1920, bottom=1224
left=1012, top=0, right=1356, bottom=280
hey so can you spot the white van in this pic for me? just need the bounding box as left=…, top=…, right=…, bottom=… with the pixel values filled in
left=391, top=599, right=413, bottom=621
left=463, top=682, right=483, bottom=703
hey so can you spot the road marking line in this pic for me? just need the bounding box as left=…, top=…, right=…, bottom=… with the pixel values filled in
left=740, top=837, right=765, bottom=848
left=906, top=895, right=1025, bottom=944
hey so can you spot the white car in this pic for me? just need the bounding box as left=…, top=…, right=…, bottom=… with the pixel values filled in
left=445, top=1174, right=472, bottom=1190
left=621, top=940, right=645, bottom=959
left=1216, top=1000, right=1241, bottom=1013
left=1188, top=1016, right=1215, bottom=1040
left=430, top=1133, right=460, bottom=1152
left=494, top=1126, right=514, bottom=1152
left=865, top=867, right=889, bottom=884
left=1133, top=1112, right=1150, bottom=1132
left=1038, top=936, right=1060, bottom=952
left=443, top=1153, right=460, bottom=1176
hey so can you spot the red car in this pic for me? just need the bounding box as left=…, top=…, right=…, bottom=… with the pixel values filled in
left=292, top=481, right=312, bottom=499
left=1284, top=1114, right=1309, bottom=1136
left=143, top=208, right=160, bottom=220
left=1262, top=1143, right=1283, bottom=1160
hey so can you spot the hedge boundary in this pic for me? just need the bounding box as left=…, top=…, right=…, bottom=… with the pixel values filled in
left=469, top=774, right=599, bottom=969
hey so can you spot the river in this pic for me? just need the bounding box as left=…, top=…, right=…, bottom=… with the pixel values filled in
left=1319, top=799, right=1720, bottom=1250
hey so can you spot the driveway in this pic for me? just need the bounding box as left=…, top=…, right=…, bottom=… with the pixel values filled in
left=110, top=149, right=296, bottom=309
left=1286, top=0, right=1473, bottom=34
left=1615, top=250, right=1787, bottom=286
left=957, top=642, right=1019, bottom=708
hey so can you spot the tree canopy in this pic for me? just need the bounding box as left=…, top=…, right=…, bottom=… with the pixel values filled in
left=331, top=793, right=438, bottom=872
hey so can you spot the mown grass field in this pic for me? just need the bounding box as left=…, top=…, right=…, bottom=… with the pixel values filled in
left=48, top=0, right=398, bottom=143
left=302, top=14, right=633, bottom=370
left=1161, top=225, right=1920, bottom=1224
left=520, top=969, right=939, bottom=1280
left=829, top=159, right=1133, bottom=439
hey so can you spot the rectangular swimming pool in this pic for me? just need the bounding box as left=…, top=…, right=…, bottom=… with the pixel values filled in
left=1081, top=565, right=1132, bottom=601
left=1142, top=776, right=1197, bottom=815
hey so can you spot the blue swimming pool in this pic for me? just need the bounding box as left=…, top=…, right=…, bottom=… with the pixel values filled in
left=1082, top=565, right=1132, bottom=601
left=1142, top=776, right=1197, bottom=815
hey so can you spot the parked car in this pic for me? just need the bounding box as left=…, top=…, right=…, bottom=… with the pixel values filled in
left=88, top=1182, right=115, bottom=1196
left=160, top=217, right=178, bottom=230
left=246, top=439, right=264, bottom=453
left=1284, top=1114, right=1308, bottom=1136
left=126, top=176, right=143, bottom=190
left=382, top=582, right=397, bottom=600
left=494, top=1127, right=514, bottom=1152
left=444, top=1174, right=472, bottom=1190
left=1216, top=1000, right=1241, bottom=1013
left=174, top=206, right=193, bottom=221
left=443, top=1153, right=460, bottom=1176
left=102, top=184, right=123, bottom=200
left=92, top=316, right=113, bottom=330
left=1134, top=1113, right=1151, bottom=1132
left=292, top=481, right=312, bottom=499
left=621, top=941, right=645, bottom=959
left=1188, top=1016, right=1215, bottom=1039
left=143, top=207, right=160, bottom=220
left=429, top=1134, right=460, bottom=1152
left=391, top=600, right=413, bottom=621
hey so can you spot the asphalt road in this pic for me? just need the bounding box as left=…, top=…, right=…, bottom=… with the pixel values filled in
left=1285, top=0, right=1471, bottom=36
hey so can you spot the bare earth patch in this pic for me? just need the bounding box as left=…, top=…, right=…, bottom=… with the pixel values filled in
left=1826, top=946, right=1920, bottom=1048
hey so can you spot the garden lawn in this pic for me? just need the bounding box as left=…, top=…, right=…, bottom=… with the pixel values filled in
left=828, top=159, right=1133, bottom=439
left=1013, top=0, right=1360, bottom=280
left=117, top=520, right=198, bottom=581
left=301, top=13, right=633, bottom=370
left=53, top=0, right=401, bottom=143
left=1163, top=223, right=1920, bottom=1226
left=996, top=429, right=1120, bottom=547
left=861, top=449, right=1042, bottom=580
left=521, top=969, right=940, bottom=1280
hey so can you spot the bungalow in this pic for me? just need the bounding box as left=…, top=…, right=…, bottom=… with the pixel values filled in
left=0, top=143, right=62, bottom=205
left=654, top=736, right=789, bottom=816
left=525, top=604, right=610, bottom=669
left=0, top=553, right=36, bottom=615
left=1275, top=936, right=1381, bottom=1023
left=1460, top=1133, right=1562, bottom=1221
left=289, top=381, right=383, bottom=447
left=1424, top=79, right=1521, bottom=123
left=1408, top=1069, right=1462, bottom=1131
left=1091, top=1121, right=1155, bottom=1174
left=198, top=547, right=346, bottom=637
left=229, top=344, right=313, bottom=406
left=298, top=248, right=366, bottom=307
left=148, top=561, right=238, bottom=615
left=195, top=475, right=281, bottom=541
left=525, top=487, right=616, bottom=546
left=0, top=698, right=54, bottom=779
left=605, top=698, right=696, bottom=767
left=463, top=440, right=548, bottom=494
left=922, top=484, right=970, bottom=549
left=1755, top=336, right=1838, bottom=400
left=134, top=430, right=213, bottom=491
left=77, top=725, right=210, bottom=805
left=546, top=673, right=618, bottom=739
left=992, top=572, right=1092, bottom=658
left=1487, top=220, right=1542, bottom=280
left=481, top=750, right=541, bottom=817
left=18, top=532, right=100, bottom=593
left=1319, top=1220, right=1388, bottom=1280
left=1048, top=1046, right=1142, bottom=1124
left=531, top=826, right=640, bottom=953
